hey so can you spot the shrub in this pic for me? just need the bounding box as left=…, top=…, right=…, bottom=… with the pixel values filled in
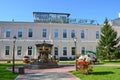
left=77, top=60, right=93, bottom=74
left=7, top=60, right=11, bottom=63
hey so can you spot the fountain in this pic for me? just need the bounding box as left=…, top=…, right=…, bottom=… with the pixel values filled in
left=30, top=40, right=58, bottom=69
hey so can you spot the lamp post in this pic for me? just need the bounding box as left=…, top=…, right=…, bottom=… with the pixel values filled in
left=73, top=36, right=77, bottom=71
left=13, top=35, right=17, bottom=73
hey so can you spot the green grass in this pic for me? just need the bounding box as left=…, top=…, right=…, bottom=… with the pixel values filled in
left=71, top=66, right=120, bottom=80
left=0, top=63, right=19, bottom=80
left=58, top=61, right=75, bottom=65
left=0, top=60, right=120, bottom=80
left=103, top=59, right=120, bottom=64
left=58, top=60, right=120, bottom=65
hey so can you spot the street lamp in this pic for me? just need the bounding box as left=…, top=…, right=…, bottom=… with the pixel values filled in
left=73, top=36, right=77, bottom=71
left=13, top=35, right=17, bottom=73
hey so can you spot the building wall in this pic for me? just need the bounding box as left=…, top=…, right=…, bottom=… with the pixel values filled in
left=0, top=22, right=114, bottom=60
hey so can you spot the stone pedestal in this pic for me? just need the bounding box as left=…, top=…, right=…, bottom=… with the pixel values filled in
left=29, top=61, right=58, bottom=69
left=28, top=41, right=58, bottom=69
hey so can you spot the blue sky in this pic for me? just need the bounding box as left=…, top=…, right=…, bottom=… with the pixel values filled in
left=0, top=0, right=120, bottom=24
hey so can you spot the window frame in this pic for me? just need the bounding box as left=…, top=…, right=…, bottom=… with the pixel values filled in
left=54, top=47, right=58, bottom=56
left=18, top=28, right=23, bottom=38
left=71, top=30, right=75, bottom=38
left=71, top=47, right=75, bottom=55
left=5, top=46, right=10, bottom=55
left=28, top=46, right=33, bottom=56
left=6, top=28, right=11, bottom=38
left=28, top=28, right=33, bottom=37
left=63, top=29, right=67, bottom=38
left=42, top=29, right=47, bottom=38
left=81, top=47, right=86, bottom=54
left=54, top=29, right=59, bottom=38
left=63, top=47, right=67, bottom=56
left=96, top=31, right=99, bottom=39
left=17, top=46, right=22, bottom=56
left=80, top=30, right=85, bottom=39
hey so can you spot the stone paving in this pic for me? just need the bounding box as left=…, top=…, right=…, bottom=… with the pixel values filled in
left=27, top=72, right=73, bottom=80
left=13, top=63, right=120, bottom=80
left=14, top=65, right=80, bottom=80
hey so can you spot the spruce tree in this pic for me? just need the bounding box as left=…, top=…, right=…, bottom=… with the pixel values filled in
left=97, top=18, right=120, bottom=61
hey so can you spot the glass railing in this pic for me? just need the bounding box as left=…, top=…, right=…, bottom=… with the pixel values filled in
left=34, top=18, right=99, bottom=25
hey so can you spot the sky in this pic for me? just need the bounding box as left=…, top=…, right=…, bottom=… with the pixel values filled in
left=0, top=0, right=120, bottom=24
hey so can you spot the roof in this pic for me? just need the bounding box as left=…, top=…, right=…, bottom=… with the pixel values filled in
left=33, top=12, right=70, bottom=17
left=111, top=18, right=120, bottom=26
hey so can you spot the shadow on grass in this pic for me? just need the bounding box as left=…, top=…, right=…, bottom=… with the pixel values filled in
left=115, top=67, right=120, bottom=69
left=91, top=71, right=114, bottom=75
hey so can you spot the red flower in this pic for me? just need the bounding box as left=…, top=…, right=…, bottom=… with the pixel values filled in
left=77, top=60, right=91, bottom=65
left=77, top=60, right=93, bottom=74
left=23, top=60, right=30, bottom=63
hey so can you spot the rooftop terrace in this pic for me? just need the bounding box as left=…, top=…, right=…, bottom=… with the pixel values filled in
left=34, top=18, right=99, bottom=25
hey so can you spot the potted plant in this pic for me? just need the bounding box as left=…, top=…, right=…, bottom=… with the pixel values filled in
left=77, top=59, right=92, bottom=74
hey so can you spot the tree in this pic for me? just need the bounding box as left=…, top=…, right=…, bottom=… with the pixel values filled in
left=97, top=18, right=120, bottom=61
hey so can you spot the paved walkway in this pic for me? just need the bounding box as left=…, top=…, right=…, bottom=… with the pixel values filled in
left=14, top=65, right=80, bottom=80
left=13, top=63, right=120, bottom=80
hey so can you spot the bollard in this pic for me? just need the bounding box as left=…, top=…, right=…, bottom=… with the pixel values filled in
left=18, top=67, right=24, bottom=74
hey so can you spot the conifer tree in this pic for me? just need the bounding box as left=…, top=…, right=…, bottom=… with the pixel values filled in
left=97, top=18, right=120, bottom=61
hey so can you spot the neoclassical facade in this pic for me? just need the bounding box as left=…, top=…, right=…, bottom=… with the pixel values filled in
left=0, top=12, right=120, bottom=60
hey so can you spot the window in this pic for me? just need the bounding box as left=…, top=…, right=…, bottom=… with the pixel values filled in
left=54, top=47, right=58, bottom=56
left=63, top=47, right=67, bottom=55
left=54, top=29, right=58, bottom=38
left=71, top=30, right=75, bottom=38
left=5, top=46, right=10, bottom=55
left=80, top=30, right=85, bottom=39
left=71, top=47, right=75, bottom=55
left=28, top=28, right=33, bottom=37
left=6, top=28, right=11, bottom=38
left=28, top=46, right=32, bottom=55
left=60, top=16, right=67, bottom=23
left=81, top=47, right=86, bottom=54
left=63, top=29, right=67, bottom=38
left=17, top=46, right=22, bottom=55
left=18, top=28, right=22, bottom=38
left=96, top=31, right=99, bottom=39
left=42, top=29, right=47, bottom=38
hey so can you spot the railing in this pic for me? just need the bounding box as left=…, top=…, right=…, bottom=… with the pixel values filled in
left=34, top=18, right=99, bottom=25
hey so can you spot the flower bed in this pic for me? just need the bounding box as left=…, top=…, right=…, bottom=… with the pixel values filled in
left=23, top=56, right=30, bottom=63
left=77, top=60, right=93, bottom=74
left=23, top=60, right=30, bottom=63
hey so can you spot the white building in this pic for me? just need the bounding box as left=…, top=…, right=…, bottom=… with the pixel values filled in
left=0, top=12, right=120, bottom=61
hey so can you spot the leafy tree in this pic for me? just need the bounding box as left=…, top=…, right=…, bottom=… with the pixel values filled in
left=97, top=18, right=120, bottom=61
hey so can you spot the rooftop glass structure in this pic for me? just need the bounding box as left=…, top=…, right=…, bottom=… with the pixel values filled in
left=33, top=12, right=98, bottom=25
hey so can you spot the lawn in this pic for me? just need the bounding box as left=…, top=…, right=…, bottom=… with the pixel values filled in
left=103, top=59, right=120, bottom=64
left=58, top=61, right=75, bottom=65
left=58, top=59, right=120, bottom=65
left=0, top=61, right=120, bottom=80
left=0, top=63, right=18, bottom=80
left=58, top=60, right=120, bottom=65
left=71, top=66, right=120, bottom=80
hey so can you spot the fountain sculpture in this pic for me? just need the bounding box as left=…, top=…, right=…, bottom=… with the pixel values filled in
left=30, top=40, right=58, bottom=69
